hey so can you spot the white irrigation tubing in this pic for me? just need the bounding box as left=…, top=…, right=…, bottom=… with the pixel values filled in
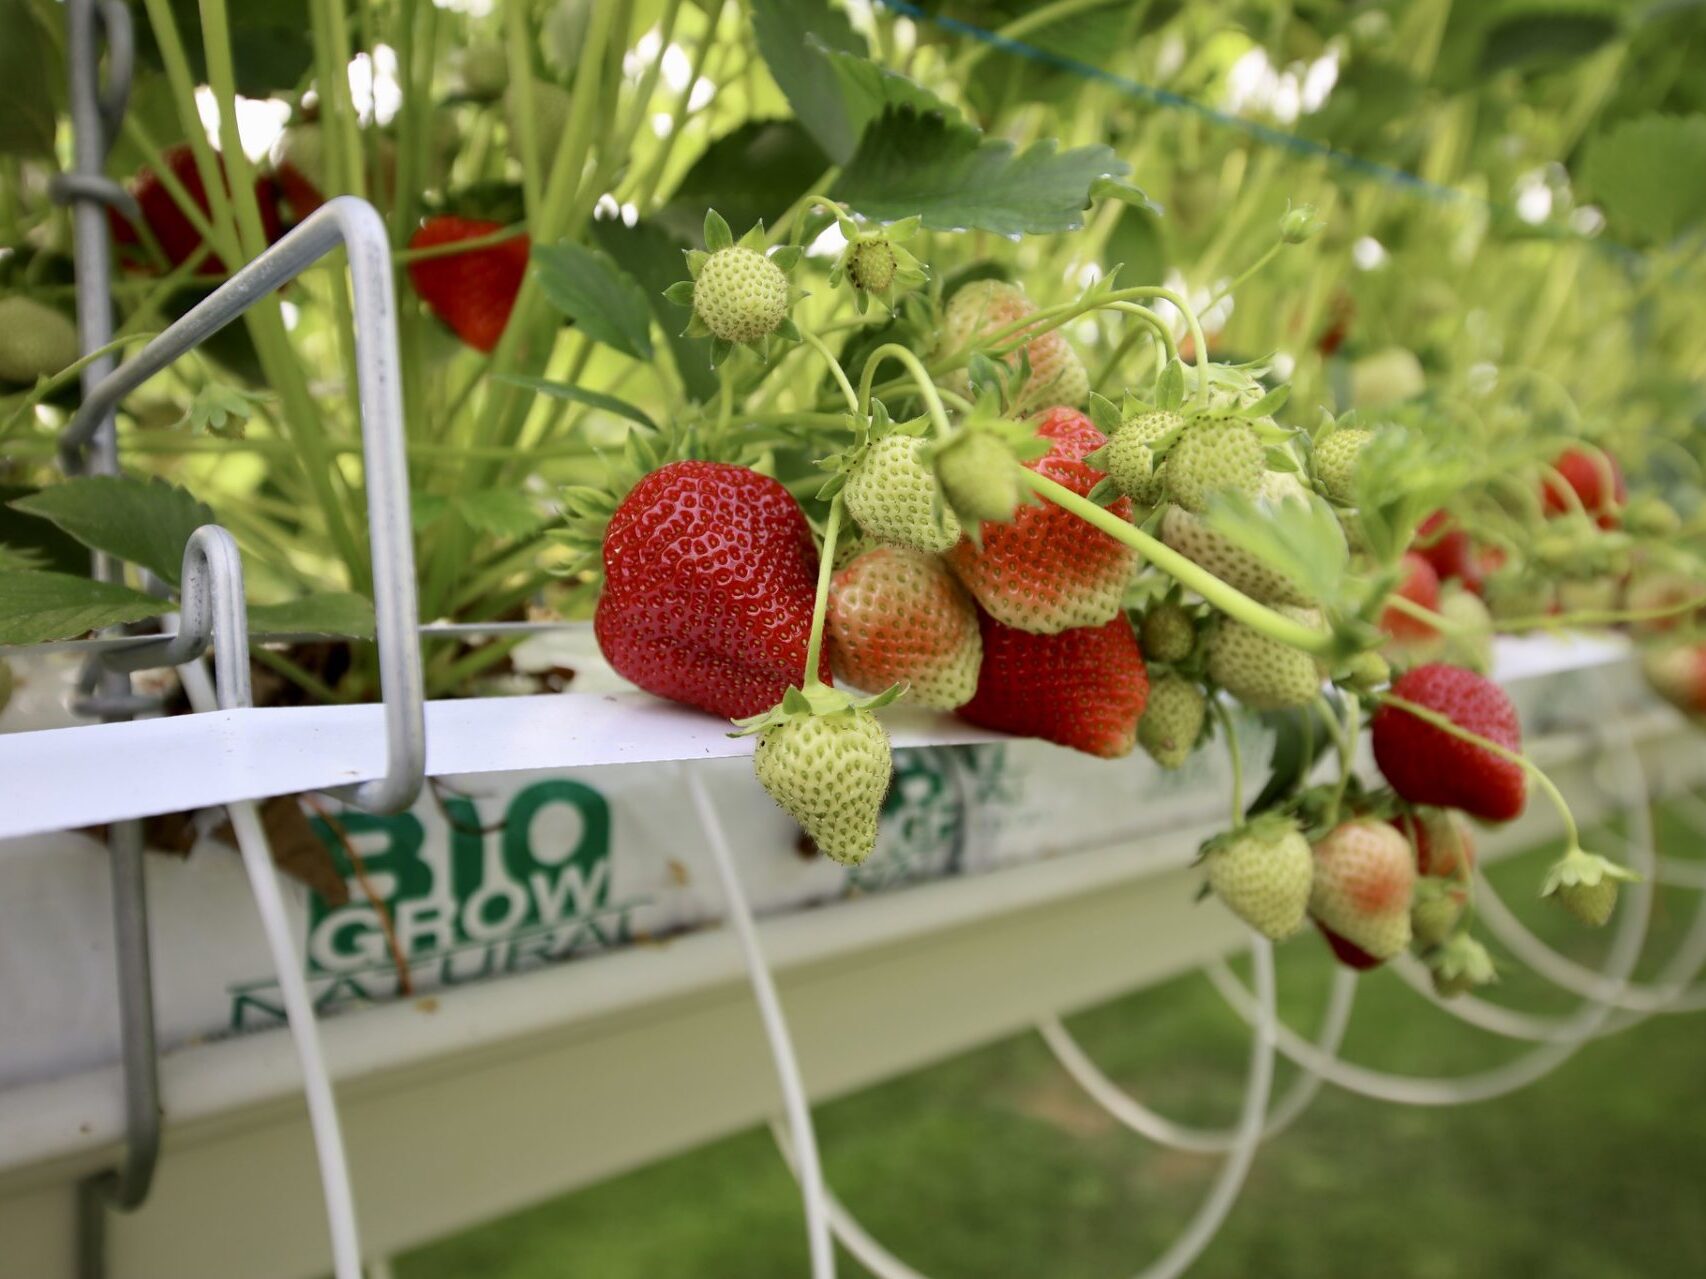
left=1205, top=667, right=1706, bottom=1104
left=1037, top=966, right=1354, bottom=1155
left=179, top=660, right=364, bottom=1279
left=772, top=938, right=1277, bottom=1279
left=680, top=764, right=836, bottom=1279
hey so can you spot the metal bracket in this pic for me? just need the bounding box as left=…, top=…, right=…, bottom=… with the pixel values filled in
left=58, top=3, right=161, bottom=1268
left=62, top=195, right=427, bottom=816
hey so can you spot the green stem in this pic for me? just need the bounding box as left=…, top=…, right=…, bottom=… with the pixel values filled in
left=0, top=333, right=160, bottom=437
left=1211, top=698, right=1243, bottom=824
left=1384, top=593, right=1474, bottom=638
left=1326, top=692, right=1359, bottom=827
left=1498, top=597, right=1706, bottom=633
left=1020, top=470, right=1337, bottom=657
left=803, top=496, right=844, bottom=687
left=395, top=223, right=529, bottom=263
left=858, top=342, right=953, bottom=440
left=253, top=646, right=347, bottom=704
left=1376, top=692, right=1580, bottom=852
left=1205, top=241, right=1283, bottom=313
left=802, top=330, right=859, bottom=414
left=1092, top=303, right=1178, bottom=392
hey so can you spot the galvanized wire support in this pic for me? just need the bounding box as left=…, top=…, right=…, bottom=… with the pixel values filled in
left=57, top=3, right=164, bottom=1271
left=62, top=195, right=428, bottom=816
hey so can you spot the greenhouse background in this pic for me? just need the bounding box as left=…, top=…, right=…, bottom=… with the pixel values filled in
left=1, top=0, right=1704, bottom=1276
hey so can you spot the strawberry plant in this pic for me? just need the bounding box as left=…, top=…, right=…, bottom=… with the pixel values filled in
left=0, top=0, right=1702, bottom=915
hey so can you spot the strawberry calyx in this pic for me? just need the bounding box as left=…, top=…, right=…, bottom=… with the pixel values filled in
left=823, top=208, right=928, bottom=314
left=729, top=680, right=904, bottom=737
left=1194, top=810, right=1302, bottom=863
left=1426, top=933, right=1497, bottom=998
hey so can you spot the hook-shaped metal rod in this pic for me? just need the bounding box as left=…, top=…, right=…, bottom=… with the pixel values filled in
left=104, top=526, right=252, bottom=707
left=63, top=196, right=426, bottom=814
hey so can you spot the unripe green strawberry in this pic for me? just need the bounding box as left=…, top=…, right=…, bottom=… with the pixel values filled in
left=1160, top=471, right=1316, bottom=607
left=939, top=279, right=1088, bottom=413
left=846, top=238, right=898, bottom=293
left=693, top=246, right=789, bottom=345
left=1164, top=413, right=1264, bottom=513
left=1099, top=429, right=1153, bottom=503
left=1206, top=607, right=1325, bottom=710
left=1203, top=814, right=1314, bottom=940
left=1542, top=848, right=1636, bottom=927
left=1437, top=586, right=1494, bottom=674
left=933, top=430, right=1024, bottom=526
left=1138, top=672, right=1207, bottom=769
left=829, top=547, right=981, bottom=710
left=1339, top=649, right=1391, bottom=692
left=1429, top=934, right=1496, bottom=998
left=1409, top=876, right=1468, bottom=947
left=1314, top=428, right=1371, bottom=504
left=0, top=297, right=80, bottom=385
left=1140, top=601, right=1196, bottom=664
left=1109, top=409, right=1183, bottom=504
left=754, top=707, right=893, bottom=865
left=843, top=434, right=961, bottom=553
left=1310, top=819, right=1415, bottom=964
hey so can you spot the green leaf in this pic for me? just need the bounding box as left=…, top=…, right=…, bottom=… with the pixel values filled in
left=455, top=491, right=548, bottom=540
left=532, top=244, right=655, bottom=361
left=1205, top=490, right=1350, bottom=610
left=1090, top=176, right=1161, bottom=215
left=1248, top=696, right=1341, bottom=818
left=750, top=0, right=869, bottom=162
left=135, top=0, right=314, bottom=96
left=833, top=107, right=1128, bottom=236
left=657, top=120, right=831, bottom=244
left=0, top=570, right=168, bottom=645
left=1480, top=5, right=1622, bottom=75
left=10, top=477, right=215, bottom=587
left=592, top=219, right=719, bottom=400
left=498, top=375, right=658, bottom=431
left=248, top=592, right=376, bottom=640
left=1582, top=113, right=1706, bottom=244
left=0, top=0, right=61, bottom=157
left=821, top=48, right=975, bottom=143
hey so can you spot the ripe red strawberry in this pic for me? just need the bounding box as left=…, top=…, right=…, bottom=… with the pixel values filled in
left=828, top=546, right=981, bottom=710
left=956, top=611, right=1149, bottom=758
left=1398, top=807, right=1476, bottom=879
left=1413, top=511, right=1481, bottom=592
left=1372, top=664, right=1527, bottom=822
left=406, top=216, right=530, bottom=353
left=1541, top=446, right=1626, bottom=529
left=1309, top=819, right=1416, bottom=966
left=595, top=462, right=829, bottom=720
left=110, top=143, right=284, bottom=272
left=1379, top=552, right=1441, bottom=644
left=945, top=407, right=1140, bottom=634
left=1314, top=921, right=1385, bottom=971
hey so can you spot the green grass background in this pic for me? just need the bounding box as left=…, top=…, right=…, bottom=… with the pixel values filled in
left=398, top=804, right=1706, bottom=1279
